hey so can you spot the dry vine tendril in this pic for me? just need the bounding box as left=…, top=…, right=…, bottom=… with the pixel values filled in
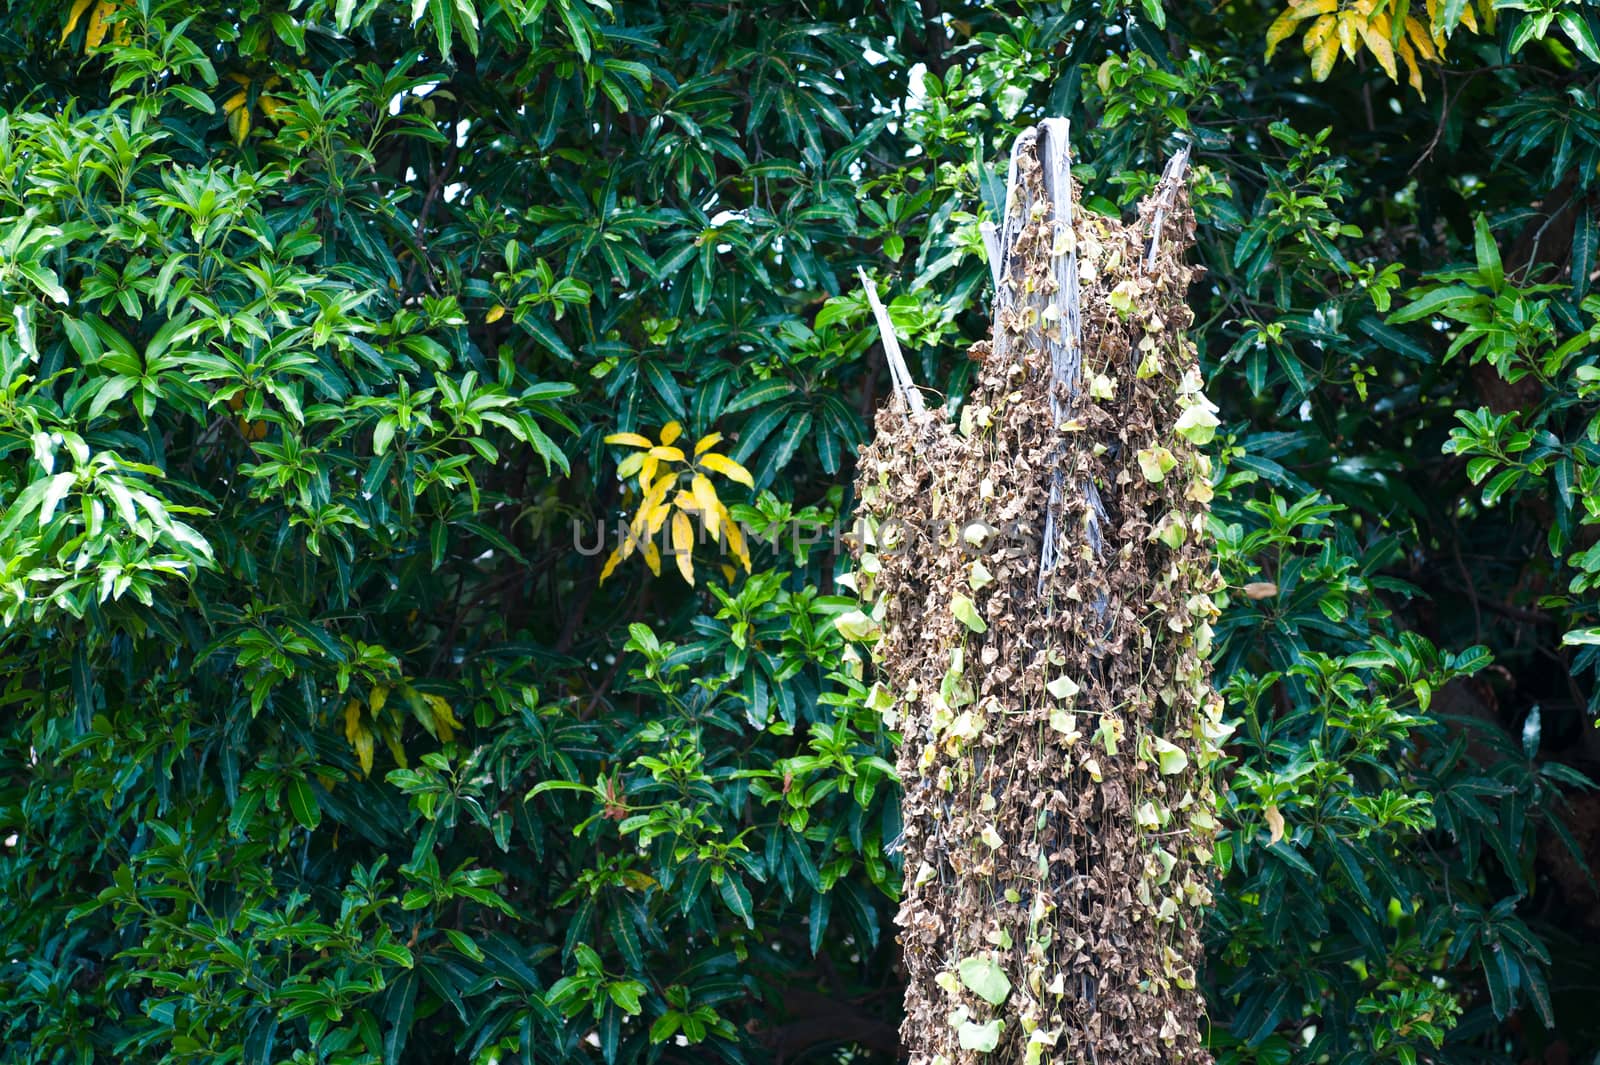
left=846, top=121, right=1229, bottom=1065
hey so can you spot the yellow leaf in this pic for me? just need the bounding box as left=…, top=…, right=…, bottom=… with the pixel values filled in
left=1359, top=19, right=1398, bottom=79
left=1397, top=38, right=1426, bottom=98
left=370, top=684, right=389, bottom=717
left=1265, top=8, right=1304, bottom=59
left=720, top=563, right=736, bottom=582
left=85, top=0, right=115, bottom=49
left=616, top=451, right=646, bottom=480
left=382, top=723, right=408, bottom=769
left=693, top=431, right=724, bottom=456
left=626, top=504, right=650, bottom=545
left=1336, top=11, right=1362, bottom=61
left=628, top=486, right=659, bottom=534
left=699, top=452, right=754, bottom=488
left=344, top=699, right=363, bottom=744
left=228, top=105, right=251, bottom=145
left=614, top=513, right=645, bottom=568
left=671, top=510, right=695, bottom=585
left=641, top=471, right=672, bottom=513
left=600, top=546, right=624, bottom=583
left=659, top=420, right=683, bottom=445
left=717, top=500, right=751, bottom=571
left=1405, top=15, right=1437, bottom=60
left=258, top=94, right=285, bottom=121
left=648, top=445, right=685, bottom=462
left=1303, top=13, right=1336, bottom=51
left=640, top=454, right=659, bottom=488
left=422, top=693, right=460, bottom=744
left=1459, top=3, right=1477, bottom=33
left=604, top=432, right=653, bottom=448
left=690, top=474, right=721, bottom=542
left=61, top=0, right=94, bottom=44
left=485, top=304, right=506, bottom=324
left=645, top=498, right=673, bottom=537
left=353, top=723, right=375, bottom=776
left=1264, top=804, right=1286, bottom=844
left=344, top=701, right=376, bottom=775
left=1309, top=28, right=1340, bottom=80
left=642, top=540, right=662, bottom=576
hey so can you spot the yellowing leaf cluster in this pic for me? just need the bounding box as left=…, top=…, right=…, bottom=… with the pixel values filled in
left=602, top=421, right=752, bottom=585
left=1265, top=0, right=1493, bottom=98
left=61, top=0, right=128, bottom=49
left=342, top=681, right=462, bottom=776
left=223, top=74, right=289, bottom=146
left=226, top=390, right=270, bottom=442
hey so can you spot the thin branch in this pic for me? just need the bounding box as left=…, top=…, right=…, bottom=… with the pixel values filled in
left=980, top=220, right=1003, bottom=289
left=1144, top=142, right=1192, bottom=274
left=858, top=267, right=925, bottom=417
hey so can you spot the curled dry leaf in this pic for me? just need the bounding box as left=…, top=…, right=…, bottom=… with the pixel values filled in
left=1264, top=804, right=1286, bottom=844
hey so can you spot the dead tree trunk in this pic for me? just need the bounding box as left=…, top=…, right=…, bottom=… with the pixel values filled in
left=851, top=121, right=1227, bottom=1064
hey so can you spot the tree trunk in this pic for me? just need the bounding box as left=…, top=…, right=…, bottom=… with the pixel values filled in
left=851, top=120, right=1225, bottom=1065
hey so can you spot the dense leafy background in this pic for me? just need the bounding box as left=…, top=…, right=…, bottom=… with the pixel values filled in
left=2, top=1, right=1600, bottom=1063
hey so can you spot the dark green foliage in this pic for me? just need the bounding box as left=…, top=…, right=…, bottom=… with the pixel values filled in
left=1, top=1, right=1598, bottom=1064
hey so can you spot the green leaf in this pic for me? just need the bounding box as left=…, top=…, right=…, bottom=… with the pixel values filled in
left=723, top=380, right=797, bottom=415
left=755, top=411, right=812, bottom=486
left=170, top=86, right=216, bottom=114
left=428, top=0, right=452, bottom=56
left=808, top=883, right=831, bottom=956
left=1137, top=446, right=1176, bottom=482
left=833, top=609, right=880, bottom=642
left=1174, top=405, right=1220, bottom=444
left=951, top=594, right=987, bottom=633
left=1357, top=316, right=1434, bottom=364
left=643, top=360, right=685, bottom=417
left=285, top=778, right=322, bottom=831
left=649, top=1012, right=682, bottom=1044
left=18, top=261, right=68, bottom=304
left=957, top=1018, right=1003, bottom=1052
left=718, top=874, right=754, bottom=929
left=1557, top=12, right=1600, bottom=63
left=1473, top=214, right=1503, bottom=292
left=1046, top=674, right=1080, bottom=700
left=957, top=956, right=1012, bottom=1006
left=1387, top=285, right=1480, bottom=325
left=442, top=928, right=485, bottom=962
left=518, top=314, right=574, bottom=360
left=1573, top=203, right=1596, bottom=299
left=382, top=969, right=418, bottom=1064
left=1152, top=737, right=1189, bottom=775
